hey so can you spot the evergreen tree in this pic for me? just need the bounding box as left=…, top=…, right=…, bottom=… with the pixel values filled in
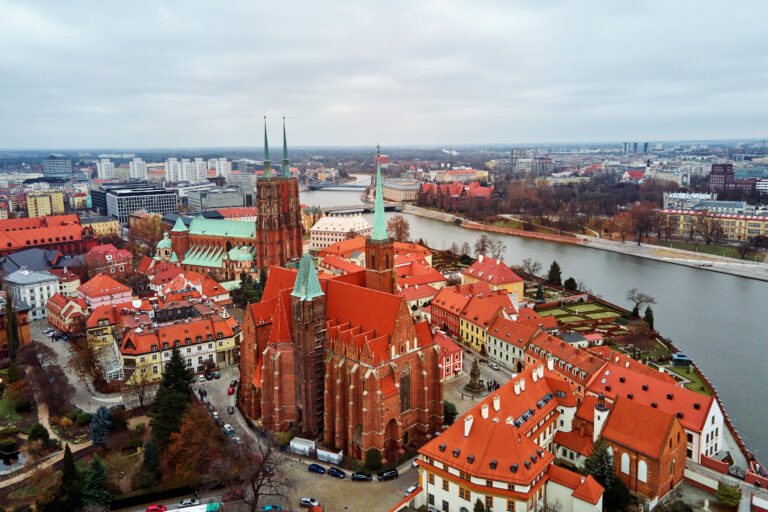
left=259, top=267, right=268, bottom=286
left=61, top=443, right=80, bottom=488
left=142, top=435, right=159, bottom=471
left=631, top=304, right=640, bottom=317
left=443, top=400, right=459, bottom=426
left=5, top=294, right=20, bottom=361
left=473, top=498, right=486, bottom=512
left=149, top=386, right=188, bottom=446
left=563, top=277, right=577, bottom=291
left=38, top=443, right=83, bottom=512
left=89, top=406, right=113, bottom=447
left=29, top=423, right=50, bottom=444
left=6, top=362, right=20, bottom=384
left=161, top=347, right=193, bottom=396
left=715, top=482, right=742, bottom=507
left=82, top=455, right=111, bottom=506
left=644, top=306, right=655, bottom=330
left=584, top=437, right=614, bottom=490
left=547, top=261, right=562, bottom=286
left=535, top=285, right=544, bottom=301
left=364, top=448, right=382, bottom=471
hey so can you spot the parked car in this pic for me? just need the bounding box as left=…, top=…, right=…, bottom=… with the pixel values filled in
left=216, top=418, right=225, bottom=427
left=405, top=484, right=418, bottom=496
left=201, top=397, right=210, bottom=405
left=227, top=405, right=235, bottom=415
left=488, top=362, right=500, bottom=370
left=230, top=380, right=238, bottom=388
left=222, top=488, right=245, bottom=502
left=212, top=412, right=219, bottom=420
left=411, top=458, right=419, bottom=468
left=259, top=507, right=282, bottom=512
left=227, top=386, right=235, bottom=395
left=377, top=469, right=398, bottom=481
left=300, top=497, right=320, bottom=507
left=197, top=375, right=206, bottom=382
left=327, top=467, right=346, bottom=479
left=231, top=435, right=242, bottom=444
left=213, top=371, right=221, bottom=379
left=205, top=373, right=214, bottom=380
left=307, top=463, right=326, bottom=474
left=177, top=498, right=200, bottom=508
left=351, top=472, right=372, bottom=481
left=223, top=424, right=235, bottom=436
left=198, top=388, right=207, bottom=397
left=146, top=506, right=166, bottom=512
left=207, top=403, right=215, bottom=412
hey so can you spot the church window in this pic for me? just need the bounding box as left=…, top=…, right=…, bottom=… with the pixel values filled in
left=400, top=364, right=411, bottom=412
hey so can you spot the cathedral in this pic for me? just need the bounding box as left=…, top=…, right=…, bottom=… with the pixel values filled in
left=154, top=119, right=303, bottom=278
left=239, top=152, right=444, bottom=463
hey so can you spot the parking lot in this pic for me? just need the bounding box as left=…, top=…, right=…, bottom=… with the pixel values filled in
left=200, top=366, right=418, bottom=512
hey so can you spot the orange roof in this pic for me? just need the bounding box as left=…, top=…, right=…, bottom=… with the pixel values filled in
left=461, top=256, right=522, bottom=286
left=431, top=287, right=472, bottom=315
left=318, top=255, right=364, bottom=275
left=460, top=294, right=515, bottom=328
left=487, top=316, right=538, bottom=348
left=586, top=346, right=676, bottom=384
left=0, top=214, right=80, bottom=231
left=120, top=315, right=238, bottom=355
left=379, top=375, right=398, bottom=399
left=547, top=465, right=603, bottom=505
left=325, top=279, right=404, bottom=339
left=317, top=236, right=431, bottom=261
left=217, top=207, right=259, bottom=218
left=602, top=397, right=679, bottom=459
left=401, top=284, right=438, bottom=302
left=527, top=335, right=607, bottom=385
left=78, top=273, right=131, bottom=298
left=586, top=363, right=715, bottom=433
left=553, top=429, right=594, bottom=457
left=434, top=330, right=462, bottom=358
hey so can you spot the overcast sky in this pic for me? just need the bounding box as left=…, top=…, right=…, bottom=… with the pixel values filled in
left=1, top=0, right=767, bottom=149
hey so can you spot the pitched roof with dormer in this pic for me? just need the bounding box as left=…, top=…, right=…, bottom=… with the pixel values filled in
left=77, top=273, right=131, bottom=299
left=602, top=397, right=680, bottom=459
left=461, top=256, right=523, bottom=286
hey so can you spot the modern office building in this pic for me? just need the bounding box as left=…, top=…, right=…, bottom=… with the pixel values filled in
left=42, top=155, right=73, bottom=179
left=90, top=180, right=153, bottom=215
left=105, top=187, right=179, bottom=223
left=187, top=187, right=244, bottom=212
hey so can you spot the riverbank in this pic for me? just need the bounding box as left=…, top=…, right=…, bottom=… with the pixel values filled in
left=402, top=204, right=768, bottom=282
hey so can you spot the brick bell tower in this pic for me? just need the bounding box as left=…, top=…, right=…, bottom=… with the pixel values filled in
left=170, top=216, right=189, bottom=260
left=290, top=254, right=327, bottom=438
left=365, top=145, right=395, bottom=294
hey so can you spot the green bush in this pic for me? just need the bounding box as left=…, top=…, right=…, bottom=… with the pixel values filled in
left=28, top=423, right=50, bottom=444
left=0, top=437, right=17, bottom=452
left=273, top=431, right=293, bottom=447
left=615, top=317, right=628, bottom=325
left=75, top=411, right=92, bottom=426
left=65, top=410, right=80, bottom=421
left=0, top=426, right=20, bottom=436
left=135, top=422, right=146, bottom=433
left=365, top=448, right=382, bottom=471
left=14, top=400, right=32, bottom=413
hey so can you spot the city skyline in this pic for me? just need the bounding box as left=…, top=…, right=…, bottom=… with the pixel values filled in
left=2, top=0, right=767, bottom=149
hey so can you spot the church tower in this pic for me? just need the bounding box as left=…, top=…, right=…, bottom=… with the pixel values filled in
left=263, top=115, right=272, bottom=178
left=365, top=145, right=395, bottom=294
left=290, top=254, right=326, bottom=438
left=170, top=217, right=189, bottom=260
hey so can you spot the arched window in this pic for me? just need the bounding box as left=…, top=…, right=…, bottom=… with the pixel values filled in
left=400, top=364, right=411, bottom=412
left=638, top=460, right=648, bottom=483
left=621, top=453, right=630, bottom=474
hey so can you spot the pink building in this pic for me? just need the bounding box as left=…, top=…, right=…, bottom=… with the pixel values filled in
left=77, top=273, right=132, bottom=308
left=434, top=330, right=463, bottom=380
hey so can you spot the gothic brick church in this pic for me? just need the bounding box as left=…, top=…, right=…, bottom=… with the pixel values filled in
left=154, top=120, right=302, bottom=278
left=240, top=153, right=444, bottom=463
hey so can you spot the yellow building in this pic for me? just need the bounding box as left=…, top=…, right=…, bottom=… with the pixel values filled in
left=27, top=191, right=65, bottom=218
left=382, top=178, right=420, bottom=202
left=475, top=169, right=490, bottom=181
left=460, top=255, right=524, bottom=300
left=661, top=209, right=768, bottom=243
left=82, top=217, right=120, bottom=239
left=458, top=295, right=506, bottom=352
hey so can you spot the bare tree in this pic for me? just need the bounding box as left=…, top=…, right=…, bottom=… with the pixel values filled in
left=626, top=288, right=657, bottom=310
left=386, top=215, right=411, bottom=242
left=234, top=436, right=294, bottom=512
left=460, top=242, right=472, bottom=257
left=127, top=367, right=154, bottom=408
left=448, top=242, right=461, bottom=256
left=489, top=239, right=507, bottom=260
left=696, top=216, right=725, bottom=245
left=521, top=258, right=542, bottom=276
left=473, top=234, right=493, bottom=256
left=67, top=336, right=105, bottom=386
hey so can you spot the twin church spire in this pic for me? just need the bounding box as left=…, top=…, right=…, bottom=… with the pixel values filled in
left=263, top=116, right=291, bottom=179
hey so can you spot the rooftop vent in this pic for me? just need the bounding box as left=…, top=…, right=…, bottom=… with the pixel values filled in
left=605, top=385, right=611, bottom=392
left=452, top=449, right=460, bottom=458
left=627, top=393, right=634, bottom=399
left=677, top=412, right=684, bottom=419
left=651, top=402, right=658, bottom=408
left=530, top=454, right=537, bottom=463
left=510, top=463, right=518, bottom=473
left=667, top=393, right=674, bottom=400
left=693, top=402, right=701, bottom=410
left=439, top=443, right=446, bottom=452
left=536, top=449, right=544, bottom=457
left=467, top=455, right=475, bottom=464
left=490, top=460, right=498, bottom=470
left=619, top=377, right=625, bottom=383
left=523, top=461, right=531, bottom=470
left=642, top=384, right=649, bottom=391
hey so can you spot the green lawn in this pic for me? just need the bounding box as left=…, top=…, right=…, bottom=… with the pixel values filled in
left=568, top=303, right=603, bottom=313
left=586, top=311, right=621, bottom=320
left=538, top=308, right=569, bottom=317
left=653, top=240, right=766, bottom=262
left=559, top=316, right=585, bottom=323
left=665, top=366, right=713, bottom=396
left=0, top=397, right=21, bottom=423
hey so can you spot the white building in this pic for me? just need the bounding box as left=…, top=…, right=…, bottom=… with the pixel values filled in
left=309, top=214, right=373, bottom=251
left=3, top=269, right=60, bottom=320
left=129, top=157, right=147, bottom=179
left=210, top=158, right=230, bottom=178
left=96, top=158, right=115, bottom=179
left=165, top=158, right=181, bottom=182
left=194, top=157, right=208, bottom=181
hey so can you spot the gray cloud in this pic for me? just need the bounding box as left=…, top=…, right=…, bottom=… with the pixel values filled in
left=1, top=0, right=767, bottom=148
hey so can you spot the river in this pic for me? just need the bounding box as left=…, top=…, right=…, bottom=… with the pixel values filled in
left=301, top=180, right=768, bottom=460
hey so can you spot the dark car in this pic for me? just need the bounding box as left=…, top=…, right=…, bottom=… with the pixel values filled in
left=207, top=403, right=215, bottom=412
left=213, top=371, right=221, bottom=379
left=327, top=467, right=346, bottom=479
left=230, top=380, right=238, bottom=388
left=227, top=405, right=235, bottom=415
left=222, top=488, right=245, bottom=502
left=307, top=463, right=326, bottom=474
left=377, top=469, right=398, bottom=481
left=351, top=472, right=372, bottom=481
left=199, top=388, right=207, bottom=397
left=205, top=373, right=214, bottom=380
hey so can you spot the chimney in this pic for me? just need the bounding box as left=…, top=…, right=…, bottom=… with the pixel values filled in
left=479, top=255, right=484, bottom=262
left=547, top=357, right=554, bottom=372
left=519, top=377, right=525, bottom=392
left=464, top=415, right=474, bottom=437
left=532, top=371, right=538, bottom=383
left=493, top=394, right=500, bottom=412
left=537, top=365, right=544, bottom=380
left=481, top=404, right=489, bottom=419
left=514, top=381, right=520, bottom=396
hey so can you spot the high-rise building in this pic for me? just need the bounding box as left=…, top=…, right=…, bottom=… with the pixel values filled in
left=622, top=142, right=630, bottom=154
left=656, top=142, right=663, bottom=151
left=165, top=158, right=181, bottom=182
left=194, top=157, right=208, bottom=181
left=129, top=158, right=147, bottom=179
left=105, top=187, right=179, bottom=223
left=27, top=191, right=65, bottom=218
left=643, top=142, right=649, bottom=153
left=633, top=142, right=638, bottom=153
left=214, top=158, right=230, bottom=178
left=43, top=155, right=73, bottom=179
left=181, top=158, right=196, bottom=182
left=96, top=158, right=115, bottom=179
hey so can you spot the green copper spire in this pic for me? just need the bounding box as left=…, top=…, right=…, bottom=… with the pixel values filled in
left=371, top=144, right=387, bottom=240
left=263, top=115, right=272, bottom=178
left=281, top=116, right=291, bottom=178
left=171, top=216, right=188, bottom=232
left=291, top=253, right=324, bottom=301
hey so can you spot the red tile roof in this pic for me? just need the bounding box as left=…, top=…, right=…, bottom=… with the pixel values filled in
left=216, top=207, right=259, bottom=218
left=379, top=375, right=398, bottom=399
left=585, top=346, right=676, bottom=384
left=78, top=273, right=131, bottom=298
left=586, top=364, right=715, bottom=433
left=527, top=335, right=607, bottom=386
left=461, top=256, right=522, bottom=286
left=547, top=465, right=603, bottom=505
left=553, top=429, right=594, bottom=457
left=602, top=397, right=678, bottom=459
left=487, top=316, right=538, bottom=348
left=86, top=244, right=132, bottom=264
left=401, top=284, right=438, bottom=302
left=317, top=255, right=364, bottom=275
left=317, top=236, right=431, bottom=261
left=434, top=330, right=461, bottom=358
left=460, top=293, right=516, bottom=328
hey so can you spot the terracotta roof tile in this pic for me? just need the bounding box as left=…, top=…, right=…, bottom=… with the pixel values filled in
left=602, top=397, right=678, bottom=458
left=461, top=256, right=522, bottom=286
left=78, top=273, right=131, bottom=298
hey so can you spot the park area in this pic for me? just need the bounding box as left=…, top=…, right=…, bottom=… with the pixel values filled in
left=537, top=301, right=624, bottom=335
